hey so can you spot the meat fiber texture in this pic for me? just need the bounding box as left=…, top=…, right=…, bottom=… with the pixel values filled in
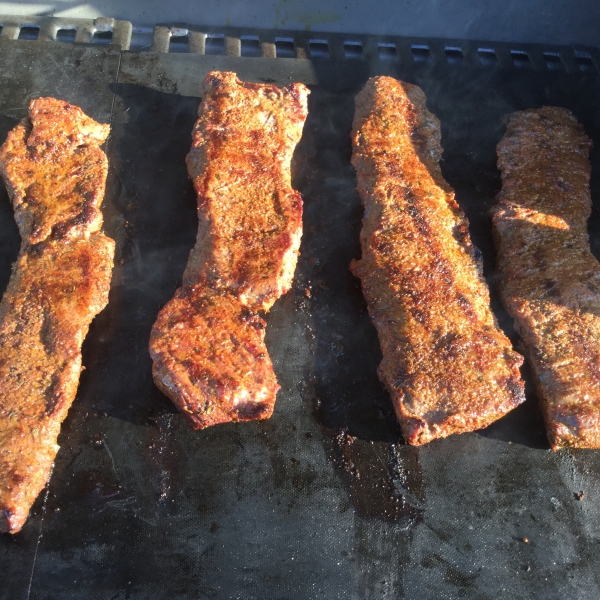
left=494, top=107, right=600, bottom=449
left=351, top=76, right=525, bottom=445
left=150, top=71, right=309, bottom=429
left=0, top=98, right=115, bottom=533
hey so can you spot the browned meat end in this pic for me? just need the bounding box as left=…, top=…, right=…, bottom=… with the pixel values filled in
left=150, top=287, right=279, bottom=429
left=351, top=76, right=525, bottom=445
left=493, top=106, right=600, bottom=450
left=0, top=98, right=114, bottom=534
left=0, top=97, right=110, bottom=245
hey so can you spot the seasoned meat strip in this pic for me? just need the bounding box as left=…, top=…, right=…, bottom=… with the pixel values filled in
left=494, top=107, right=600, bottom=449
left=0, top=99, right=115, bottom=534
left=150, top=72, right=309, bottom=429
left=351, top=76, right=525, bottom=445
left=184, top=71, right=308, bottom=312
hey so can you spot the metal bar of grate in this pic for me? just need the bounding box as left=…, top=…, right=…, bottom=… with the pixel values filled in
left=0, top=15, right=132, bottom=49
left=0, top=15, right=597, bottom=77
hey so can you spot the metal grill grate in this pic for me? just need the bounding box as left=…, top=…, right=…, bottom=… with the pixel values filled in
left=0, top=16, right=598, bottom=75
left=143, top=24, right=600, bottom=75
left=0, top=15, right=132, bottom=49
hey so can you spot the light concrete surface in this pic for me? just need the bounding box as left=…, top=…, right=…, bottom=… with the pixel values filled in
left=0, top=0, right=598, bottom=47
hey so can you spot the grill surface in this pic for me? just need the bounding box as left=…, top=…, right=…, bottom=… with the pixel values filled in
left=1, top=23, right=600, bottom=599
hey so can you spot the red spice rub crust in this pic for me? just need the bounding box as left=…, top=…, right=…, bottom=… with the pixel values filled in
left=150, top=72, right=309, bottom=429
left=494, top=107, right=600, bottom=449
left=351, top=76, right=525, bottom=445
left=0, top=98, right=114, bottom=533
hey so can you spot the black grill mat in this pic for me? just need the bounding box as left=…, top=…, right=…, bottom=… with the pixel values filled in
left=1, top=38, right=600, bottom=599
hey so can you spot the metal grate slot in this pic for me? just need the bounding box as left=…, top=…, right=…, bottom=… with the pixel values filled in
left=241, top=35, right=260, bottom=57
left=511, top=50, right=531, bottom=68
left=309, top=39, right=329, bottom=59
left=378, top=42, right=397, bottom=61
left=56, top=28, right=77, bottom=43
left=574, top=51, right=596, bottom=72
left=18, top=26, right=40, bottom=40
left=344, top=41, right=363, bottom=59
left=205, top=34, right=224, bottom=55
left=169, top=32, right=189, bottom=53
left=275, top=38, right=295, bottom=58
left=0, top=25, right=3, bottom=36
left=411, top=44, right=431, bottom=63
left=445, top=46, right=463, bottom=64
left=543, top=51, right=564, bottom=70
left=130, top=26, right=153, bottom=51
left=478, top=48, right=497, bottom=66
left=92, top=30, right=113, bottom=44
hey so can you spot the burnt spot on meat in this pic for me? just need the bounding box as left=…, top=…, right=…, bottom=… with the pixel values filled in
left=506, top=379, right=526, bottom=405
left=235, top=401, right=271, bottom=419
left=287, top=83, right=305, bottom=107
left=405, top=203, right=430, bottom=237
left=39, top=310, right=57, bottom=355
left=557, top=178, right=571, bottom=192
left=540, top=278, right=560, bottom=298
left=44, top=373, right=64, bottom=415
left=205, top=73, right=224, bottom=91
left=9, top=472, right=25, bottom=486
left=434, top=332, right=459, bottom=352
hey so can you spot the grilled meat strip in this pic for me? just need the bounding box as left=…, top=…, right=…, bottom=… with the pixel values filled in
left=0, top=98, right=114, bottom=533
left=150, top=72, right=309, bottom=429
left=350, top=76, right=525, bottom=445
left=494, top=107, right=600, bottom=449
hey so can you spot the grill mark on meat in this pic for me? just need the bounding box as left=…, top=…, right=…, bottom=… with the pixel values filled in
left=0, top=98, right=115, bottom=533
left=493, top=106, right=600, bottom=449
left=150, top=72, right=309, bottom=429
left=375, top=177, right=483, bottom=331
left=44, top=373, right=63, bottom=416
left=351, top=76, right=525, bottom=445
